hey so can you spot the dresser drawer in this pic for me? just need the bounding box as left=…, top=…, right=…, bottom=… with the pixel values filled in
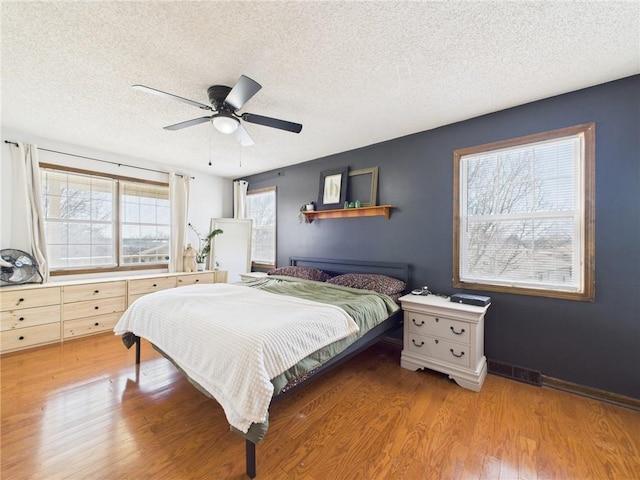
left=1, top=322, right=60, bottom=352
left=63, top=296, right=126, bottom=321
left=176, top=272, right=215, bottom=286
left=63, top=312, right=121, bottom=339
left=405, top=333, right=470, bottom=368
left=128, top=276, right=176, bottom=296
left=63, top=281, right=126, bottom=303
left=1, top=304, right=60, bottom=331
left=0, top=286, right=60, bottom=311
left=405, top=311, right=470, bottom=344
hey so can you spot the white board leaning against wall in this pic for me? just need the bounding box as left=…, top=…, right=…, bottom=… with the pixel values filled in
left=210, top=218, right=252, bottom=283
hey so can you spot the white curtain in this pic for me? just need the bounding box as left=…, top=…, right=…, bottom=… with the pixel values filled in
left=9, top=142, right=49, bottom=281
left=233, top=180, right=248, bottom=219
left=169, top=173, right=190, bottom=272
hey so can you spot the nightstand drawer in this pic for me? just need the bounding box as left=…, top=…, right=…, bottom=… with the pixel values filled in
left=1, top=322, right=60, bottom=352
left=1, top=304, right=60, bottom=331
left=128, top=276, right=176, bottom=295
left=63, top=296, right=126, bottom=321
left=0, top=286, right=60, bottom=311
left=63, top=312, right=121, bottom=339
left=176, top=272, right=214, bottom=286
left=63, top=281, right=126, bottom=303
left=405, top=311, right=470, bottom=344
left=406, top=333, right=470, bottom=368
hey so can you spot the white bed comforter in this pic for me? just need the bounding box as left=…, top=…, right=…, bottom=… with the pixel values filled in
left=114, top=283, right=359, bottom=433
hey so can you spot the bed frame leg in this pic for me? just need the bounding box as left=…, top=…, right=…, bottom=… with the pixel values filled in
left=246, top=439, right=256, bottom=478
left=135, top=335, right=141, bottom=365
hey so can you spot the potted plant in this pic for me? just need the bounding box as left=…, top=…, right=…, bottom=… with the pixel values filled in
left=188, top=224, right=224, bottom=271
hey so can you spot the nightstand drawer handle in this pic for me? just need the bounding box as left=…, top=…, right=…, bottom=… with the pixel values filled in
left=450, top=327, right=465, bottom=335
left=411, top=318, right=425, bottom=327
left=450, top=349, right=465, bottom=358
left=412, top=339, right=424, bottom=347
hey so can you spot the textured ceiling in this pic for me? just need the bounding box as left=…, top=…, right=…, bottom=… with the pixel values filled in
left=2, top=1, right=639, bottom=179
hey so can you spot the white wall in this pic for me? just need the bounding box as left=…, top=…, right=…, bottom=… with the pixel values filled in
left=0, top=128, right=232, bottom=281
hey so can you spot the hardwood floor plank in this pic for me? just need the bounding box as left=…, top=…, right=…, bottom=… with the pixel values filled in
left=2, top=333, right=640, bottom=479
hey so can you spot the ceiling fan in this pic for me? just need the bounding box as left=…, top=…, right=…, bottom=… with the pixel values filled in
left=132, top=75, right=302, bottom=146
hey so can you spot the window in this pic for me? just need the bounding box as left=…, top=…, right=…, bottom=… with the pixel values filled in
left=246, top=187, right=276, bottom=268
left=40, top=164, right=170, bottom=273
left=453, top=123, right=595, bottom=301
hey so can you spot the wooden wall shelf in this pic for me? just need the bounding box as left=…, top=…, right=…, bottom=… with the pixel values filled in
left=302, top=205, right=395, bottom=223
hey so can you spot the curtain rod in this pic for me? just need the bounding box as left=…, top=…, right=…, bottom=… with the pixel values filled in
left=4, top=140, right=195, bottom=179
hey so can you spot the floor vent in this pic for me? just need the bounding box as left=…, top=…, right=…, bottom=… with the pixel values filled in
left=487, top=359, right=542, bottom=386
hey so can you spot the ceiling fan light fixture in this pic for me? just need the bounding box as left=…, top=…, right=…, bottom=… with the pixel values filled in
left=212, top=114, right=239, bottom=134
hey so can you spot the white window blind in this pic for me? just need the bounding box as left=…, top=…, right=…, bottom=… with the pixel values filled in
left=459, top=134, right=584, bottom=292
left=246, top=188, right=276, bottom=265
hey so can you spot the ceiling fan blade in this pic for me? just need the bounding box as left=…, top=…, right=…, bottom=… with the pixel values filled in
left=133, top=85, right=212, bottom=111
left=224, top=75, right=262, bottom=110
left=234, top=123, right=255, bottom=146
left=241, top=113, right=302, bottom=133
left=164, top=116, right=212, bottom=131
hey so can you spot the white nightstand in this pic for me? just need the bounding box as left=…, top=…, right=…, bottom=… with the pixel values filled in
left=238, top=272, right=268, bottom=282
left=399, top=294, right=490, bottom=392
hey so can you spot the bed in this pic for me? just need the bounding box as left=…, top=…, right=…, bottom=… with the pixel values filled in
left=114, top=257, right=409, bottom=478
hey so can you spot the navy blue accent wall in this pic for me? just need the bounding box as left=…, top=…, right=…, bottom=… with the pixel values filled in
left=242, top=76, right=640, bottom=399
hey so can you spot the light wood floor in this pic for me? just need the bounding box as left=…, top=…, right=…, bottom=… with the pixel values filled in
left=1, top=333, right=639, bottom=480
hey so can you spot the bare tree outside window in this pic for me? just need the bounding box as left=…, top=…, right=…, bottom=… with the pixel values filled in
left=453, top=124, right=595, bottom=301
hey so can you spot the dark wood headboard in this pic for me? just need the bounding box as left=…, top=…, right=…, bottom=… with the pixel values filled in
left=289, top=257, right=410, bottom=285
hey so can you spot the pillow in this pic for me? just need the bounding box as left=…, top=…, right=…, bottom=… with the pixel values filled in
left=327, top=273, right=406, bottom=296
left=267, top=266, right=331, bottom=282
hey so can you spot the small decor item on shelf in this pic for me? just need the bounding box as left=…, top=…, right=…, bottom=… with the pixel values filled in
left=183, top=243, right=197, bottom=272
left=299, top=202, right=315, bottom=223
left=355, top=200, right=362, bottom=208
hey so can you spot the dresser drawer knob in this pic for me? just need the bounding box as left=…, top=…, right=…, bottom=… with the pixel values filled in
left=18, top=335, right=24, bottom=341
left=195, top=279, right=199, bottom=282
left=435, top=317, right=439, bottom=322
left=450, top=327, right=466, bottom=335
left=411, top=339, right=424, bottom=347
left=17, top=298, right=24, bottom=304
left=19, top=317, right=25, bottom=321
left=94, top=290, right=100, bottom=294
left=412, top=318, right=425, bottom=327
left=94, top=306, right=99, bottom=310
left=450, top=349, right=465, bottom=358
left=94, top=322, right=99, bottom=326
left=152, top=283, right=157, bottom=287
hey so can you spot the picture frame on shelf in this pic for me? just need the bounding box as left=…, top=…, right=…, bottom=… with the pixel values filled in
left=317, top=166, right=348, bottom=210
left=347, top=167, right=378, bottom=207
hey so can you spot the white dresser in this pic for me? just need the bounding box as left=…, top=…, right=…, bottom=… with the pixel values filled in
left=399, top=294, right=490, bottom=392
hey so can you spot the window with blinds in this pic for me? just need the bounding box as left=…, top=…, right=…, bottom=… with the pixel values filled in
left=246, top=187, right=276, bottom=267
left=453, top=124, right=595, bottom=301
left=40, top=166, right=170, bottom=273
